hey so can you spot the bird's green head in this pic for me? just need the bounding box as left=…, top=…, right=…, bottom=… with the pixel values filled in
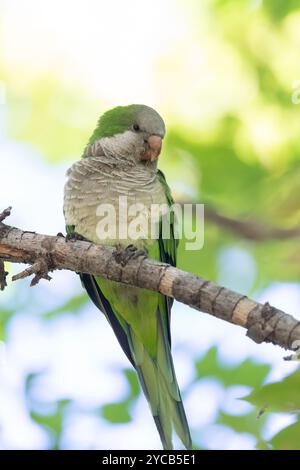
left=85, top=104, right=166, bottom=163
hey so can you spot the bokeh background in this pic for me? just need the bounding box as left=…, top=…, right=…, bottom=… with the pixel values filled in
left=1, top=0, right=300, bottom=450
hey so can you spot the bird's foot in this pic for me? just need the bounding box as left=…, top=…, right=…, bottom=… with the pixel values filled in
left=114, top=244, right=148, bottom=267
left=66, top=231, right=89, bottom=242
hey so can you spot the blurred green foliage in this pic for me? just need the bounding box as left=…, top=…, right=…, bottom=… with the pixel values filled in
left=101, top=369, right=140, bottom=424
left=195, top=347, right=271, bottom=388
left=244, top=368, right=300, bottom=414
left=25, top=372, right=72, bottom=449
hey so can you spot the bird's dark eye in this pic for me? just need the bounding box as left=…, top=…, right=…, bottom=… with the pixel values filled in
left=133, top=123, right=140, bottom=132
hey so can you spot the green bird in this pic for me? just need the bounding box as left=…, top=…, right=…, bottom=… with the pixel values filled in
left=64, top=104, right=192, bottom=450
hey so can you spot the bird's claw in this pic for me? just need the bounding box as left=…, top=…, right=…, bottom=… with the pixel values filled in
left=66, top=232, right=88, bottom=242
left=114, top=244, right=148, bottom=267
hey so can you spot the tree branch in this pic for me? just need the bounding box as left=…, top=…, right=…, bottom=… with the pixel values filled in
left=0, top=208, right=299, bottom=353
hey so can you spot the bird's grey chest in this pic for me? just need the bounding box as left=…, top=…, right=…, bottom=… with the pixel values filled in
left=64, top=158, right=167, bottom=245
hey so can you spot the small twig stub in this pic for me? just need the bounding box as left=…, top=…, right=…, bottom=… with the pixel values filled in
left=12, top=258, right=52, bottom=286
left=0, top=206, right=12, bottom=223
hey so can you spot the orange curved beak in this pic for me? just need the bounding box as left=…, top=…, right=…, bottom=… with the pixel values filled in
left=141, top=135, right=162, bottom=161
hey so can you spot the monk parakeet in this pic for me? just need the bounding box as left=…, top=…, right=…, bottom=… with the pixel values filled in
left=64, top=104, right=192, bottom=450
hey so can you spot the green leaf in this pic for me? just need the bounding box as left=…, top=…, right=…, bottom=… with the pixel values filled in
left=195, top=347, right=271, bottom=388
left=124, top=368, right=140, bottom=400
left=0, top=308, right=14, bottom=340
left=217, top=410, right=266, bottom=438
left=30, top=399, right=71, bottom=449
left=243, top=368, right=300, bottom=414
left=101, top=402, right=131, bottom=424
left=100, top=368, right=140, bottom=424
left=256, top=439, right=272, bottom=450
left=25, top=371, right=43, bottom=395
left=226, top=359, right=271, bottom=389
left=43, top=293, right=88, bottom=319
left=263, top=0, right=300, bottom=21
left=269, top=420, right=300, bottom=450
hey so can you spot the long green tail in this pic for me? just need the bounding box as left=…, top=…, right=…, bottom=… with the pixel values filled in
left=127, top=313, right=192, bottom=450
left=80, top=272, right=192, bottom=449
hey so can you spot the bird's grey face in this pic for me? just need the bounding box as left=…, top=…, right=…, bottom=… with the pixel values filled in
left=89, top=105, right=166, bottom=164
left=131, top=107, right=166, bottom=163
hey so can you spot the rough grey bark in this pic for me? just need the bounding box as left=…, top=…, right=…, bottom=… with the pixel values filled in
left=0, top=207, right=299, bottom=352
